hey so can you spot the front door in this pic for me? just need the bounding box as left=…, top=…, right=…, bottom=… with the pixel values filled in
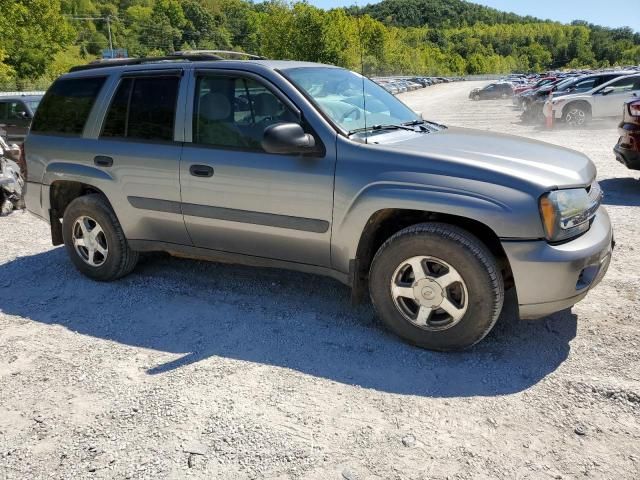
left=179, top=71, right=336, bottom=267
left=592, top=76, right=640, bottom=118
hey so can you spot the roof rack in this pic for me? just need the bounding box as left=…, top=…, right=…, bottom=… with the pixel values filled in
left=173, top=50, right=265, bottom=60
left=68, top=53, right=224, bottom=72
left=0, top=91, right=45, bottom=97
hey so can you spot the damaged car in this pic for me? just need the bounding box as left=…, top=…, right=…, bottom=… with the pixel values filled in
left=0, top=134, right=24, bottom=215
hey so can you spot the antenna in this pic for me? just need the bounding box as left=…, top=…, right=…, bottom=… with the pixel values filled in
left=354, top=2, right=368, bottom=144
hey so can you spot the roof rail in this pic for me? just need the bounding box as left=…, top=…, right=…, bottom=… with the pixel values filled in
left=68, top=53, right=224, bottom=73
left=0, top=91, right=46, bottom=97
left=173, top=50, right=265, bottom=60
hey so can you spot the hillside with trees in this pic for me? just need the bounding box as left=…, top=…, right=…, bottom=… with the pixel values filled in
left=1, top=0, right=639, bottom=90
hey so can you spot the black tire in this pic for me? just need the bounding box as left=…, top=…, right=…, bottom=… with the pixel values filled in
left=369, top=223, right=504, bottom=351
left=62, top=194, right=138, bottom=281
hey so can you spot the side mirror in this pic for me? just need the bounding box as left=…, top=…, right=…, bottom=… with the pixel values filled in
left=262, top=123, right=318, bottom=155
left=19, top=111, right=31, bottom=119
left=601, top=86, right=615, bottom=95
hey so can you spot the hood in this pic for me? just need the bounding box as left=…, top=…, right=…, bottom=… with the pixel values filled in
left=372, top=127, right=595, bottom=191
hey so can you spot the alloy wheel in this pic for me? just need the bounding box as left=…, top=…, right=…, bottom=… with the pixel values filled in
left=565, top=108, right=586, bottom=126
left=390, top=256, right=468, bottom=331
left=72, top=215, right=109, bottom=267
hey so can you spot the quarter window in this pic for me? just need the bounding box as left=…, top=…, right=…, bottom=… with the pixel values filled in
left=193, top=75, right=298, bottom=150
left=102, top=75, right=179, bottom=141
left=31, top=77, right=106, bottom=135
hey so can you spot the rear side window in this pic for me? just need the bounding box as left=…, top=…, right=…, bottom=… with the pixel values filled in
left=102, top=75, right=179, bottom=141
left=31, top=77, right=106, bottom=135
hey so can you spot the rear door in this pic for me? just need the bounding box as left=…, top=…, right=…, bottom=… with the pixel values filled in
left=92, top=71, right=190, bottom=245
left=179, top=69, right=335, bottom=267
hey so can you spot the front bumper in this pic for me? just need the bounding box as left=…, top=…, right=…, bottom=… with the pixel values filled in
left=502, top=207, right=613, bottom=320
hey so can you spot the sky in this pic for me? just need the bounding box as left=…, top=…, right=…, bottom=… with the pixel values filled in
left=308, top=0, right=640, bottom=32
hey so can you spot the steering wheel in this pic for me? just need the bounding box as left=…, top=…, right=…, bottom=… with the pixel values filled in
left=340, top=107, right=361, bottom=123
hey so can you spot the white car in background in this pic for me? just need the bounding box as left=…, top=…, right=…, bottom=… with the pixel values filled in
left=545, top=73, right=640, bottom=126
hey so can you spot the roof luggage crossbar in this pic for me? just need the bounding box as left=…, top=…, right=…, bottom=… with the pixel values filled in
left=173, top=50, right=265, bottom=60
left=68, top=53, right=224, bottom=72
left=68, top=50, right=265, bottom=72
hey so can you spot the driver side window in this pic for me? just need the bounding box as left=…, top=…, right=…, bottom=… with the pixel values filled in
left=7, top=101, right=28, bottom=120
left=605, top=76, right=640, bottom=94
left=193, top=75, right=298, bottom=150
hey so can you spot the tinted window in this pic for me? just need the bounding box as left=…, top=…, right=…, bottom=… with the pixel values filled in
left=0, top=102, right=7, bottom=121
left=102, top=78, right=133, bottom=138
left=193, top=75, right=298, bottom=150
left=102, top=76, right=179, bottom=141
left=604, top=76, right=640, bottom=93
left=7, top=101, right=28, bottom=120
left=572, top=78, right=597, bottom=92
left=31, top=77, right=106, bottom=135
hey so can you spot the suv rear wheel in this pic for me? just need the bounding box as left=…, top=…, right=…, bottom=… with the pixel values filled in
left=369, top=223, right=504, bottom=351
left=62, top=194, right=138, bottom=281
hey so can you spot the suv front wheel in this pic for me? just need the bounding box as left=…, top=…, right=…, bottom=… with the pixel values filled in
left=369, top=223, right=504, bottom=350
left=62, top=194, right=139, bottom=281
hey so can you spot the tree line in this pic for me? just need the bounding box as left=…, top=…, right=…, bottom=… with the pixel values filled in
left=1, top=0, right=638, bottom=90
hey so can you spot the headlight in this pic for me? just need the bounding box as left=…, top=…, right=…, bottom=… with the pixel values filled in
left=539, top=183, right=602, bottom=242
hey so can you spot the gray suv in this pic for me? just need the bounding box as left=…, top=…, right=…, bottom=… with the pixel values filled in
left=24, top=54, right=613, bottom=350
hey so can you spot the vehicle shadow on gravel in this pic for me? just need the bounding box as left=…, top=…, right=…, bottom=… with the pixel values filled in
left=0, top=248, right=577, bottom=398
left=599, top=177, right=640, bottom=207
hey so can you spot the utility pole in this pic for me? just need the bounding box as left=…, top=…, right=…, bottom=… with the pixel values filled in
left=106, top=16, right=113, bottom=58
left=66, top=15, right=117, bottom=58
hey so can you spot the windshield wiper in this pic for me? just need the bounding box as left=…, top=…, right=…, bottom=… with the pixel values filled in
left=347, top=124, right=419, bottom=136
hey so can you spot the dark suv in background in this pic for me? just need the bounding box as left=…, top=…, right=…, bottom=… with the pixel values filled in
left=615, top=97, right=640, bottom=170
left=469, top=82, right=514, bottom=100
left=0, top=93, right=43, bottom=142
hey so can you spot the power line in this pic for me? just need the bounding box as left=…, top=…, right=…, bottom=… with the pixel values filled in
left=65, top=15, right=115, bottom=55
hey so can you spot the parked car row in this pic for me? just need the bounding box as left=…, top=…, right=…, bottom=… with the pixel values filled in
left=506, top=69, right=640, bottom=127
left=374, top=76, right=455, bottom=95
left=494, top=68, right=640, bottom=174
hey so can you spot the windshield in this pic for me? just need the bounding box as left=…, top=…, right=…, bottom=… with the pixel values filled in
left=285, top=67, right=420, bottom=133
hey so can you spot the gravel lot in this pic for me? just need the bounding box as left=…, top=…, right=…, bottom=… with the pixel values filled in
left=1, top=81, right=639, bottom=480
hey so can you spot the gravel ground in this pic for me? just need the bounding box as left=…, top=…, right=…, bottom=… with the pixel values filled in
left=1, top=81, right=639, bottom=480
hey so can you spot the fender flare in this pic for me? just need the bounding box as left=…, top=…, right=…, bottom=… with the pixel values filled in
left=43, top=162, right=113, bottom=186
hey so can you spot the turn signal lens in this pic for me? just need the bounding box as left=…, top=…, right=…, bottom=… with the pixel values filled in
left=539, top=195, right=557, bottom=240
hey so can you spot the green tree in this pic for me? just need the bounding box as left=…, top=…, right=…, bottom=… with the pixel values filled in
left=0, top=0, right=75, bottom=78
